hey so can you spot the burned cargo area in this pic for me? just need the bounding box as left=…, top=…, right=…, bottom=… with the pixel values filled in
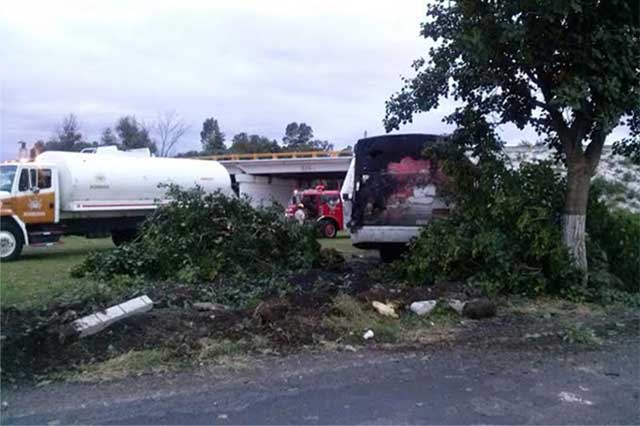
left=349, top=134, right=450, bottom=230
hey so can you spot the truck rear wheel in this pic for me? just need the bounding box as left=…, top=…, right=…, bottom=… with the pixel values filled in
left=111, top=229, right=138, bottom=246
left=0, top=222, right=24, bottom=261
left=319, top=219, right=338, bottom=238
left=378, top=245, right=407, bottom=263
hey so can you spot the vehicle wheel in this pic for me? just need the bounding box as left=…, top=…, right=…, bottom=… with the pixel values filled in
left=111, top=229, right=138, bottom=246
left=319, top=220, right=338, bottom=238
left=0, top=222, right=24, bottom=261
left=378, top=245, right=406, bottom=263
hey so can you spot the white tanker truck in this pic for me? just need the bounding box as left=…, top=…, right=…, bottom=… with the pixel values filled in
left=0, top=148, right=232, bottom=261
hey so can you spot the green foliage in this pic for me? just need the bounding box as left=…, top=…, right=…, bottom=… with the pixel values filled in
left=229, top=133, right=281, bottom=154
left=324, top=294, right=401, bottom=343
left=586, top=183, right=640, bottom=293
left=612, top=115, right=640, bottom=165
left=399, top=139, right=639, bottom=301
left=115, top=115, right=157, bottom=153
left=200, top=117, right=226, bottom=154
left=73, top=186, right=321, bottom=284
left=282, top=122, right=333, bottom=152
left=385, top=0, right=639, bottom=148
left=400, top=148, right=580, bottom=296
left=384, top=0, right=640, bottom=271
left=43, top=114, right=99, bottom=152
left=563, top=324, right=601, bottom=345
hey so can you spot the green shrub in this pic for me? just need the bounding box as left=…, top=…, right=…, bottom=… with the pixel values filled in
left=587, top=182, right=640, bottom=293
left=400, top=150, right=580, bottom=297
left=400, top=140, right=638, bottom=300
left=73, top=186, right=321, bottom=283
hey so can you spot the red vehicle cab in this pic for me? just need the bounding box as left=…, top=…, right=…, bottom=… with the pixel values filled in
left=286, top=185, right=344, bottom=238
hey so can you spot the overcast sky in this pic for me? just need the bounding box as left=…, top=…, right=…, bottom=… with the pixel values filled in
left=0, top=0, right=629, bottom=160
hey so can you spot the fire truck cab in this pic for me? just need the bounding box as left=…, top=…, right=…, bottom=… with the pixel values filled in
left=286, top=185, right=344, bottom=238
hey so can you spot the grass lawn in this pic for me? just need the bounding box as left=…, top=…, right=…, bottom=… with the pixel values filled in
left=0, top=236, right=113, bottom=309
left=319, top=231, right=378, bottom=258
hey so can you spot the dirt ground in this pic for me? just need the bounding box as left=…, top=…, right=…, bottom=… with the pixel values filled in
left=2, top=257, right=638, bottom=383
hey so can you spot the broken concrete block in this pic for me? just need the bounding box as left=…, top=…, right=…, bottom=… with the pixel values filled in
left=410, top=300, right=437, bottom=316
left=119, top=295, right=153, bottom=315
left=73, top=314, right=108, bottom=338
left=71, top=295, right=153, bottom=338
left=372, top=301, right=398, bottom=318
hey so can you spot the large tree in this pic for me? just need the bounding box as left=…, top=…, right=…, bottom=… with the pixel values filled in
left=229, top=133, right=281, bottom=154
left=45, top=114, right=85, bottom=151
left=200, top=117, right=226, bottom=154
left=154, top=110, right=190, bottom=157
left=115, top=116, right=157, bottom=154
left=282, top=122, right=333, bottom=151
left=100, top=127, right=118, bottom=146
left=384, top=0, right=640, bottom=272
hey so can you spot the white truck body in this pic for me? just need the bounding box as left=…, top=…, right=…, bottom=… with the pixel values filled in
left=35, top=151, right=232, bottom=215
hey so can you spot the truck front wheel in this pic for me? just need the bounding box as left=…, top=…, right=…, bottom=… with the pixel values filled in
left=318, top=219, right=338, bottom=238
left=111, top=229, right=138, bottom=246
left=0, top=222, right=24, bottom=261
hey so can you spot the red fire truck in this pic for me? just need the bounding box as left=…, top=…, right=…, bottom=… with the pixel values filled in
left=286, top=185, right=344, bottom=238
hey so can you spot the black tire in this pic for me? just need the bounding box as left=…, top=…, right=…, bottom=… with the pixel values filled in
left=378, top=244, right=406, bottom=263
left=111, top=229, right=138, bottom=246
left=0, top=221, right=24, bottom=261
left=319, top=219, right=338, bottom=238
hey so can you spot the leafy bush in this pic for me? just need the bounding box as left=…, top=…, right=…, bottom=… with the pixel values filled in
left=399, top=140, right=639, bottom=301
left=73, top=186, right=321, bottom=283
left=587, top=182, right=640, bottom=293
left=400, top=151, right=580, bottom=297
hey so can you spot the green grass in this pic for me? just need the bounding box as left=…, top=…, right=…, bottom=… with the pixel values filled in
left=319, top=232, right=378, bottom=258
left=0, top=236, right=113, bottom=309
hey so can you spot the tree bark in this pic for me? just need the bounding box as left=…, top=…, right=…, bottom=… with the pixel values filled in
left=563, top=157, right=591, bottom=271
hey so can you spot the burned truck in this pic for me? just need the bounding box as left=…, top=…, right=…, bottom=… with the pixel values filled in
left=340, top=134, right=450, bottom=261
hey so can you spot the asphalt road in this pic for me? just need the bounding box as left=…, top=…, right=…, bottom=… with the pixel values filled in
left=2, top=340, right=639, bottom=425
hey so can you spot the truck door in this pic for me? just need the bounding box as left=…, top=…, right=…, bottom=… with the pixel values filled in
left=15, top=166, right=57, bottom=224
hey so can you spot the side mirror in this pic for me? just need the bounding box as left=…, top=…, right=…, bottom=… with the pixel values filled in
left=31, top=186, right=40, bottom=194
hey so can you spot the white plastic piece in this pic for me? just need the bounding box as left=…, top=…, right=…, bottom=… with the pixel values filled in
left=448, top=299, right=466, bottom=315
left=410, top=300, right=437, bottom=316
left=363, top=329, right=375, bottom=340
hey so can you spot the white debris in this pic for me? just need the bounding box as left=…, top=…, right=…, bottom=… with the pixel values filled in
left=448, top=299, right=466, bottom=315
left=410, top=300, right=437, bottom=316
left=372, top=301, right=398, bottom=318
left=558, top=391, right=594, bottom=406
left=70, top=295, right=153, bottom=338
left=193, top=302, right=228, bottom=312
left=363, top=329, right=375, bottom=340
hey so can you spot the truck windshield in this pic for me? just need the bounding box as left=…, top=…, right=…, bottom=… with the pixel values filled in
left=0, top=165, right=17, bottom=192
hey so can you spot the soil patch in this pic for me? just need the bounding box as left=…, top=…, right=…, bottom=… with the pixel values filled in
left=3, top=257, right=638, bottom=382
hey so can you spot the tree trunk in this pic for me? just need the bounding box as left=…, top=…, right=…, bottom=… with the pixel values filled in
left=563, top=158, right=591, bottom=271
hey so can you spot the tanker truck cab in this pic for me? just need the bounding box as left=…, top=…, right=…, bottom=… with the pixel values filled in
left=0, top=162, right=60, bottom=260
left=1, top=148, right=233, bottom=261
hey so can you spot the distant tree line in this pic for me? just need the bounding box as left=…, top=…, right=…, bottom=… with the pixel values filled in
left=21, top=113, right=339, bottom=159
left=186, top=118, right=336, bottom=157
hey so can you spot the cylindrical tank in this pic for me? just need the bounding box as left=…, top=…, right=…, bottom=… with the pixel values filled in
left=35, top=151, right=232, bottom=212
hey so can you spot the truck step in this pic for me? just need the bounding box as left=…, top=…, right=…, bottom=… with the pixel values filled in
left=28, top=233, right=62, bottom=244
